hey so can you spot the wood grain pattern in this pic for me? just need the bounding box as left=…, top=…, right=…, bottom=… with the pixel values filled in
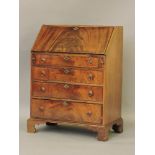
left=28, top=25, right=123, bottom=141
left=32, top=53, right=104, bottom=68
left=27, top=117, right=123, bottom=141
left=32, top=97, right=102, bottom=104
left=103, top=27, right=123, bottom=124
left=32, top=25, right=114, bottom=54
left=31, top=99, right=102, bottom=124
left=32, top=81, right=103, bottom=102
left=32, top=66, right=103, bottom=85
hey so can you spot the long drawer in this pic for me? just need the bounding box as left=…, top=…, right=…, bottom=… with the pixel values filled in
left=32, top=81, right=103, bottom=102
left=32, top=66, right=103, bottom=85
left=31, top=99, right=102, bottom=124
left=32, top=53, right=104, bottom=68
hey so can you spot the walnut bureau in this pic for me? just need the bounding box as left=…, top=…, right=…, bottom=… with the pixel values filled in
left=27, top=25, right=123, bottom=141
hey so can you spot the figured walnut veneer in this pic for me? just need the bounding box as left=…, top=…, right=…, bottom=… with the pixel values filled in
left=28, top=25, right=123, bottom=141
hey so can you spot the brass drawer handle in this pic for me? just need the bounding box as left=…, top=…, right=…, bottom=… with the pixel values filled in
left=63, top=101, right=69, bottom=106
left=100, top=56, right=104, bottom=64
left=39, top=106, right=44, bottom=111
left=40, top=58, right=46, bottom=63
left=40, top=71, right=46, bottom=77
left=64, top=56, right=70, bottom=61
left=32, top=56, right=36, bottom=63
left=88, top=73, right=94, bottom=80
left=64, top=84, right=70, bottom=89
left=73, top=27, right=79, bottom=30
left=88, top=90, right=94, bottom=97
left=64, top=68, right=70, bottom=74
left=40, top=86, right=46, bottom=92
left=86, top=111, right=92, bottom=117
left=88, top=57, right=93, bottom=64
left=32, top=57, right=36, bottom=61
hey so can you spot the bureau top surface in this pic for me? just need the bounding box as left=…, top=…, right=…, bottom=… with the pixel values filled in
left=32, top=25, right=123, bottom=54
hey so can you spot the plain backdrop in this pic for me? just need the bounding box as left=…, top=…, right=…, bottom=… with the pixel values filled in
left=19, top=0, right=134, bottom=155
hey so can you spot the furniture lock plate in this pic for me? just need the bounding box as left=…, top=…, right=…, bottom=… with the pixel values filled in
left=64, top=56, right=70, bottom=61
left=64, top=68, right=70, bottom=74
left=63, top=101, right=69, bottom=106
left=88, top=90, right=94, bottom=97
left=64, top=84, right=70, bottom=89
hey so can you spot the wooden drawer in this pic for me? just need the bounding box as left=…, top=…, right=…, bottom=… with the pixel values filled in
left=32, top=66, right=103, bottom=85
left=31, top=99, right=102, bottom=124
left=32, top=82, right=103, bottom=102
left=32, top=53, right=104, bottom=68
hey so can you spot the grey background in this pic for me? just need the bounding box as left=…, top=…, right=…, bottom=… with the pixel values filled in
left=20, top=0, right=135, bottom=155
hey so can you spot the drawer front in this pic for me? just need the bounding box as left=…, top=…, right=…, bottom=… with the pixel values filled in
left=31, top=99, right=102, bottom=124
left=32, top=66, right=103, bottom=85
left=32, top=53, right=104, bottom=68
left=32, top=82, right=103, bottom=102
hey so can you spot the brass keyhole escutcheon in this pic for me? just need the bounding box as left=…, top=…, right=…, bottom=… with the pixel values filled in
left=64, top=84, right=70, bottom=89
left=88, top=90, right=94, bottom=97
left=73, top=27, right=79, bottom=30
left=88, top=73, right=94, bottom=80
left=64, top=56, right=70, bottom=61
left=63, top=101, right=69, bottom=106
left=64, top=68, right=70, bottom=74
left=88, top=57, right=93, bottom=64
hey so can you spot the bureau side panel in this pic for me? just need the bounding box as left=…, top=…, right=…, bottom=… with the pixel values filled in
left=103, top=27, right=123, bottom=125
left=30, top=53, right=33, bottom=117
